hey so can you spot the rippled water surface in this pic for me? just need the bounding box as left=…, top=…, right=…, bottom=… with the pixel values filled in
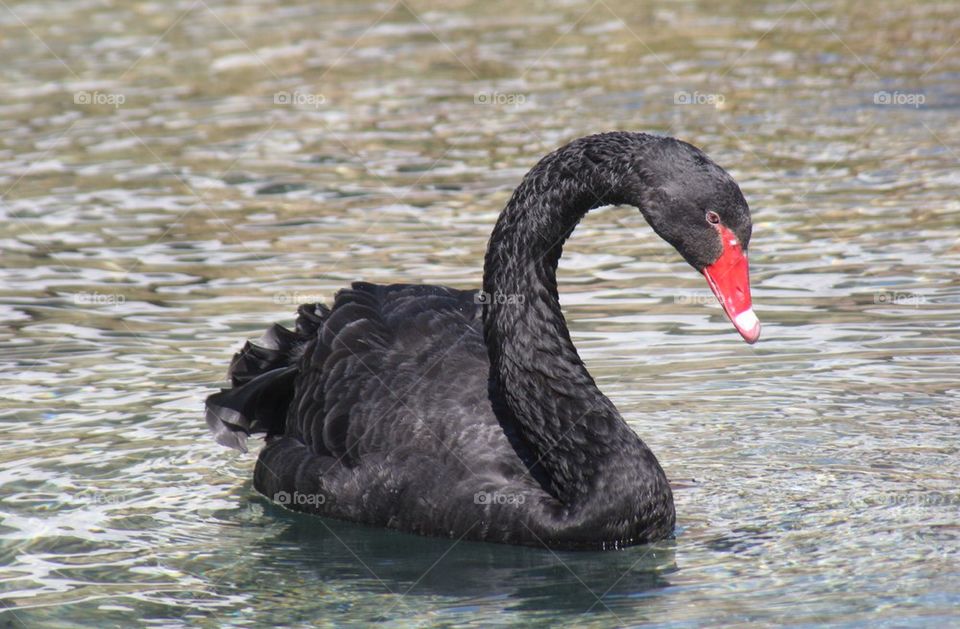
left=2, top=0, right=959, bottom=626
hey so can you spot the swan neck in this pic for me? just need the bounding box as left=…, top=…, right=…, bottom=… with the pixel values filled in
left=481, top=141, right=638, bottom=502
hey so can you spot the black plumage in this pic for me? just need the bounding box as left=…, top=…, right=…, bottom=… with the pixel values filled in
left=205, top=131, right=753, bottom=550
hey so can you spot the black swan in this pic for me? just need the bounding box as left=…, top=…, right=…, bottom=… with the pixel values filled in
left=206, top=132, right=759, bottom=550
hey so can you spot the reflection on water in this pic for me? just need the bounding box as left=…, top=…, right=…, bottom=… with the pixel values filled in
left=249, top=500, right=674, bottom=618
left=1, top=0, right=959, bottom=626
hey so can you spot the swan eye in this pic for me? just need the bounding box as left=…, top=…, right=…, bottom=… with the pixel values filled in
left=706, top=211, right=721, bottom=225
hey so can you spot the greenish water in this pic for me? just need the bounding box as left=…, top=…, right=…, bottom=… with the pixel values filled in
left=1, top=0, right=959, bottom=626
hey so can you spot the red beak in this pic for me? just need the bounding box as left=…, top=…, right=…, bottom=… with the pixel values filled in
left=702, top=224, right=761, bottom=344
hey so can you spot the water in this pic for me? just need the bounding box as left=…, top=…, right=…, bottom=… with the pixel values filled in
left=2, top=0, right=959, bottom=626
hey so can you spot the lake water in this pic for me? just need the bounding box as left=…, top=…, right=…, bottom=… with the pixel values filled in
left=1, top=0, right=959, bottom=626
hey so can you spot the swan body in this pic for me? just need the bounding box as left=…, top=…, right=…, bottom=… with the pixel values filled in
left=206, top=132, right=758, bottom=550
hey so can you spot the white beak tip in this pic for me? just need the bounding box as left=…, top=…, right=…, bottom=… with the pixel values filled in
left=733, top=308, right=761, bottom=344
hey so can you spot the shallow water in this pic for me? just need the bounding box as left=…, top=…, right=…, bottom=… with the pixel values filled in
left=2, top=0, right=959, bottom=626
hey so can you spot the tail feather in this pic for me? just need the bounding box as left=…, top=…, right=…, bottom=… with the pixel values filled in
left=205, top=303, right=329, bottom=452
left=227, top=324, right=300, bottom=386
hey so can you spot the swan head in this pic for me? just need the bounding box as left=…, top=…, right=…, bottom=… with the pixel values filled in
left=628, top=137, right=760, bottom=344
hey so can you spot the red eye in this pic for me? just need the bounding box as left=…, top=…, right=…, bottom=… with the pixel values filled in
left=706, top=211, right=720, bottom=224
